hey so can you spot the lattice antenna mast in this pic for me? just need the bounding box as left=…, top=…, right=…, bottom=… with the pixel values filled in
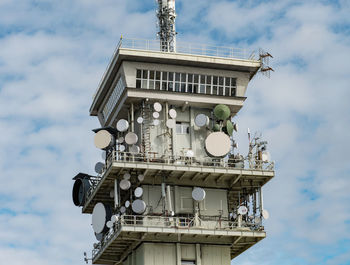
left=157, top=0, right=177, bottom=52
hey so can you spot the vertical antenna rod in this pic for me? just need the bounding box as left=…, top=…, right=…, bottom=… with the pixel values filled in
left=157, top=0, right=177, bottom=52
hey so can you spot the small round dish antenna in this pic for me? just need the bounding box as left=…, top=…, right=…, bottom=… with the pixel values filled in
left=92, top=203, right=112, bottom=234
left=120, top=206, right=126, bottom=214
left=153, top=119, right=160, bottom=126
left=125, top=132, right=138, bottom=145
left=111, top=215, right=119, bottom=223
left=262, top=209, right=270, bottom=220
left=95, top=162, right=105, bottom=174
left=129, top=145, right=140, bottom=153
left=153, top=102, right=162, bottom=112
left=116, top=119, right=129, bottom=132
left=153, top=112, right=160, bottom=119
left=120, top=179, right=131, bottom=190
left=132, top=199, right=147, bottom=214
left=117, top=137, right=124, bottom=143
left=166, top=119, right=176, bottom=129
left=94, top=130, right=113, bottom=149
left=125, top=200, right=130, bottom=208
left=106, top=220, right=113, bottom=229
left=137, top=117, right=144, bottom=124
left=214, top=104, right=231, bottom=120
left=123, top=173, right=131, bottom=180
left=238, top=206, right=248, bottom=215
left=195, top=114, right=209, bottom=127
left=169, top=109, right=177, bottom=119
left=226, top=121, right=234, bottom=136
left=119, top=145, right=126, bottom=152
left=192, top=187, right=206, bottom=202
left=138, top=174, right=145, bottom=182
left=134, top=187, right=143, bottom=198
left=254, top=216, right=261, bottom=224
left=205, top=132, right=231, bottom=157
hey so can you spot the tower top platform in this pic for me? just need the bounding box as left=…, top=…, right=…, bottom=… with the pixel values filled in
left=90, top=38, right=261, bottom=116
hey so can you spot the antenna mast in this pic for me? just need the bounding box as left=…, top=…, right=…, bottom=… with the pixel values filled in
left=157, top=0, right=177, bottom=52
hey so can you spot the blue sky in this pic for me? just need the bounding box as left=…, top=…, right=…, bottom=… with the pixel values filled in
left=0, top=0, right=350, bottom=264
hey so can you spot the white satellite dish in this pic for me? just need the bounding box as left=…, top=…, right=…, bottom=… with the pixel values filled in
left=262, top=151, right=271, bottom=162
left=195, top=114, right=209, bottom=127
left=125, top=132, right=138, bottom=145
left=101, top=151, right=106, bottom=160
left=94, top=162, right=105, bottom=174
left=153, top=112, right=160, bottom=119
left=153, top=119, right=160, bottom=126
left=92, top=203, right=111, bottom=234
left=129, top=145, right=140, bottom=153
left=117, top=137, right=124, bottom=143
left=119, top=145, right=126, bottom=152
left=137, top=117, right=144, bottom=124
left=254, top=216, right=261, bottom=224
left=166, top=119, right=176, bottom=129
left=120, top=206, right=126, bottom=214
left=106, top=220, right=113, bottom=228
left=153, top=102, right=162, bottom=112
left=111, top=215, right=118, bottom=223
left=125, top=200, right=130, bottom=208
left=138, top=174, right=145, bottom=182
left=109, top=190, right=114, bottom=198
left=134, top=187, right=143, bottom=198
left=116, top=119, right=129, bottom=132
left=123, top=173, right=131, bottom=180
left=94, top=130, right=113, bottom=149
left=120, top=179, right=131, bottom=190
left=205, top=132, right=231, bottom=157
left=186, top=150, right=194, bottom=157
left=169, top=108, right=177, bottom=119
left=262, top=209, right=270, bottom=220
left=238, top=206, right=248, bottom=215
left=192, top=187, right=206, bottom=202
left=132, top=199, right=147, bottom=214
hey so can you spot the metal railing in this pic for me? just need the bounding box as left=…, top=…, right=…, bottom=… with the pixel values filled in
left=92, top=214, right=263, bottom=260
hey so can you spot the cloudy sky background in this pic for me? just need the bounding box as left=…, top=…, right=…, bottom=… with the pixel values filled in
left=0, top=0, right=349, bottom=264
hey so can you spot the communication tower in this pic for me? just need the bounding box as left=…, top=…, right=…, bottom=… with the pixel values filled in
left=72, top=1, right=275, bottom=264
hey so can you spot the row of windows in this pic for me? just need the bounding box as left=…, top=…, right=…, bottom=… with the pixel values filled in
left=102, top=77, right=125, bottom=121
left=136, top=69, right=237, bottom=97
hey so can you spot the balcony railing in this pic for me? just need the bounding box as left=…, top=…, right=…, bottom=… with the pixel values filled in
left=91, top=214, right=264, bottom=260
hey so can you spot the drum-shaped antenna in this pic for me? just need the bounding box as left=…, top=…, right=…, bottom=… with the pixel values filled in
left=238, top=206, right=248, bottom=215
left=116, top=119, right=129, bottom=132
left=119, top=145, right=126, bottom=152
left=166, top=119, right=176, bottom=129
left=214, top=104, right=231, bottom=120
left=117, top=137, right=124, bottom=143
left=192, top=187, right=206, bottom=202
left=94, top=130, right=113, bottom=149
left=72, top=178, right=90, bottom=206
left=153, top=102, right=162, bottom=112
left=106, top=220, right=113, bottom=229
left=120, top=206, right=126, bottom=214
left=205, top=132, right=231, bottom=157
left=132, top=199, right=147, bottom=214
left=120, top=179, right=131, bottom=190
left=226, top=120, right=234, bottom=136
left=153, top=112, right=160, bottom=119
left=111, top=215, right=119, bottom=223
left=169, top=108, right=177, bottom=119
left=125, top=201, right=130, bottom=208
left=153, top=119, right=160, bottom=126
left=125, top=132, right=138, bottom=145
left=95, top=162, right=105, bottom=174
left=123, top=173, right=131, bottom=180
left=137, top=117, right=144, bottom=124
left=195, top=114, right=209, bottom=127
left=92, top=202, right=112, bottom=234
left=134, top=187, right=143, bottom=198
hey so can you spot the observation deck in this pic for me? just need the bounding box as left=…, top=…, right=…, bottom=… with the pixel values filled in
left=91, top=214, right=266, bottom=264
left=82, top=151, right=274, bottom=214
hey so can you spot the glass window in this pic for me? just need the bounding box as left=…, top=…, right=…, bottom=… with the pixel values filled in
left=206, top=75, right=212, bottom=84
left=213, top=86, right=218, bottom=95
left=213, top=76, right=218, bottom=85
left=162, top=72, right=168, bottom=81
left=149, top=80, right=155, bottom=89
left=181, top=83, right=186, bottom=92
left=142, top=80, right=147, bottom=89
left=175, top=72, right=180, bottom=81
left=200, top=75, right=205, bottom=84
left=162, top=82, right=167, bottom=90
left=175, top=82, right=180, bottom=92
left=142, top=70, right=148, bottom=79
left=169, top=72, right=174, bottom=81
left=188, top=74, right=193, bottom=83
left=156, top=71, right=161, bottom=80
left=155, top=81, right=160, bottom=90
left=194, top=75, right=199, bottom=83
left=181, top=73, right=186, bottom=82
left=136, top=69, right=141, bottom=78
left=219, top=76, right=224, bottom=85
left=231, top=87, right=236, bottom=96
left=136, top=80, right=141, bottom=88
left=150, top=70, right=155, bottom=79
left=224, top=86, right=230, bottom=96
left=188, top=84, right=193, bottom=93
left=225, top=77, right=230, bottom=86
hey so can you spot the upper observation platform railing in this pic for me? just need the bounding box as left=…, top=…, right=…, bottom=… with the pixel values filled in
left=119, top=38, right=257, bottom=60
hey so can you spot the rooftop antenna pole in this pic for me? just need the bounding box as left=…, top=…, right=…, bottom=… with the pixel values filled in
left=157, top=0, right=177, bottom=52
